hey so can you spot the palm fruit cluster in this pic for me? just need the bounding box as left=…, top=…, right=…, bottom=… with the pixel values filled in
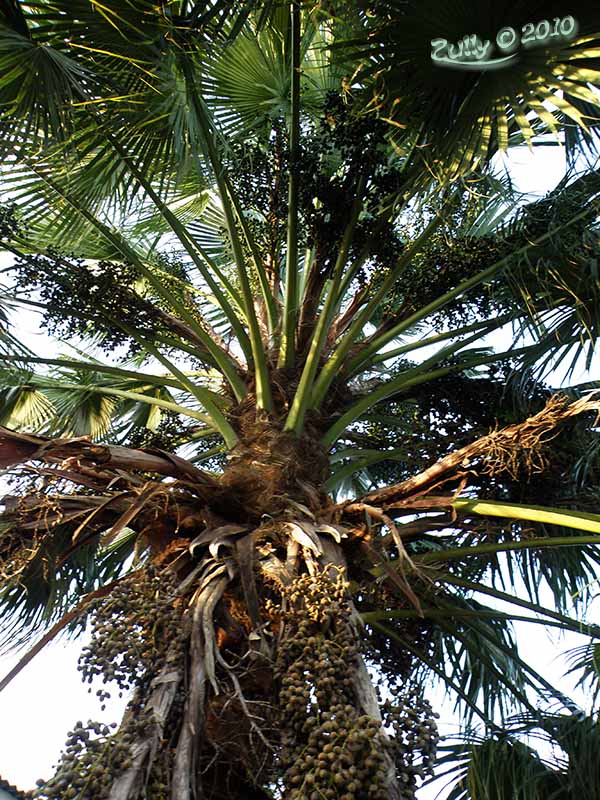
left=13, top=251, right=164, bottom=354
left=77, top=567, right=183, bottom=696
left=228, top=120, right=289, bottom=253
left=34, top=567, right=184, bottom=800
left=32, top=567, right=184, bottom=798
left=381, top=685, right=440, bottom=799
left=275, top=568, right=391, bottom=800
left=0, top=201, right=19, bottom=241
left=298, top=91, right=404, bottom=278
left=385, top=229, right=502, bottom=330
left=32, top=717, right=146, bottom=800
left=126, top=410, right=183, bottom=452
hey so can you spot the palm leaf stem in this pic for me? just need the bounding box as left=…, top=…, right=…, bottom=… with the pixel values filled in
left=314, top=312, right=509, bottom=416
left=89, top=127, right=255, bottom=362
left=418, top=535, right=600, bottom=566
left=361, top=608, right=595, bottom=638
left=183, top=78, right=274, bottom=411
left=225, top=177, right=279, bottom=334
left=4, top=254, right=248, bottom=408
left=451, top=499, right=600, bottom=536
left=321, top=344, right=534, bottom=448
left=284, top=177, right=366, bottom=433
left=335, top=215, right=395, bottom=307
left=216, top=168, right=275, bottom=412
left=324, top=447, right=408, bottom=491
left=437, top=574, right=600, bottom=637
left=190, top=445, right=226, bottom=464
left=369, top=620, right=495, bottom=726
left=298, top=244, right=314, bottom=300
left=3, top=293, right=236, bottom=385
left=278, top=0, right=301, bottom=369
left=7, top=152, right=247, bottom=398
left=115, top=321, right=238, bottom=446
left=31, top=380, right=215, bottom=425
left=349, top=198, right=600, bottom=375
left=310, top=212, right=446, bottom=406
left=368, top=314, right=515, bottom=366
left=1, top=244, right=240, bottom=374
left=0, top=354, right=213, bottom=395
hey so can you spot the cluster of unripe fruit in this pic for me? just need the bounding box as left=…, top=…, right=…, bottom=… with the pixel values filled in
left=78, top=568, right=183, bottom=696
left=32, top=718, right=136, bottom=799
left=272, top=567, right=440, bottom=799
left=381, top=686, right=440, bottom=799
left=32, top=567, right=183, bottom=799
left=275, top=569, right=391, bottom=800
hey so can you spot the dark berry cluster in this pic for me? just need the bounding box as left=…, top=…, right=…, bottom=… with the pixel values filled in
left=297, top=92, right=405, bottom=277
left=126, top=410, right=184, bottom=451
left=381, top=686, right=439, bottom=799
left=78, top=567, right=183, bottom=697
left=32, top=569, right=185, bottom=798
left=226, top=123, right=290, bottom=275
left=0, top=202, right=20, bottom=241
left=14, top=251, right=164, bottom=354
left=32, top=718, right=133, bottom=800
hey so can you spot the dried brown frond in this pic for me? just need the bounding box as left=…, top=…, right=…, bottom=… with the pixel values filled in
left=343, top=393, right=600, bottom=513
left=476, top=393, right=600, bottom=479
left=0, top=425, right=215, bottom=485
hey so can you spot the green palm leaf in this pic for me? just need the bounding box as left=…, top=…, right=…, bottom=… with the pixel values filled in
left=337, top=0, right=600, bottom=178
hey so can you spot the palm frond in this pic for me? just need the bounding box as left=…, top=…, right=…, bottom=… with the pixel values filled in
left=435, top=711, right=600, bottom=799
left=564, top=639, right=600, bottom=707
left=336, top=0, right=600, bottom=178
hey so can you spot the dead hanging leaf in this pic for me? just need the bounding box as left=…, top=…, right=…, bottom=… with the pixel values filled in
left=208, top=536, right=237, bottom=560
left=258, top=551, right=291, bottom=587
left=285, top=521, right=323, bottom=555
left=200, top=575, right=229, bottom=694
left=189, top=524, right=249, bottom=557
left=0, top=426, right=49, bottom=468
left=318, top=536, right=348, bottom=573
left=360, top=541, right=423, bottom=617
left=316, top=523, right=348, bottom=543
left=224, top=556, right=237, bottom=581
left=197, top=562, right=229, bottom=594
left=235, top=532, right=261, bottom=628
left=285, top=499, right=316, bottom=520
left=343, top=393, right=600, bottom=512
left=286, top=537, right=300, bottom=572
left=99, top=483, right=169, bottom=551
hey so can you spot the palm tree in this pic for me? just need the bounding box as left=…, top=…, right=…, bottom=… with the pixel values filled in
left=0, top=2, right=600, bottom=798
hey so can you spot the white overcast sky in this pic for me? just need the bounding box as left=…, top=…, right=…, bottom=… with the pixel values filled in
left=0, top=144, right=599, bottom=795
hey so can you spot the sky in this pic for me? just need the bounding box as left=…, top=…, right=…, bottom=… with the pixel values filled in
left=0, top=143, right=599, bottom=795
